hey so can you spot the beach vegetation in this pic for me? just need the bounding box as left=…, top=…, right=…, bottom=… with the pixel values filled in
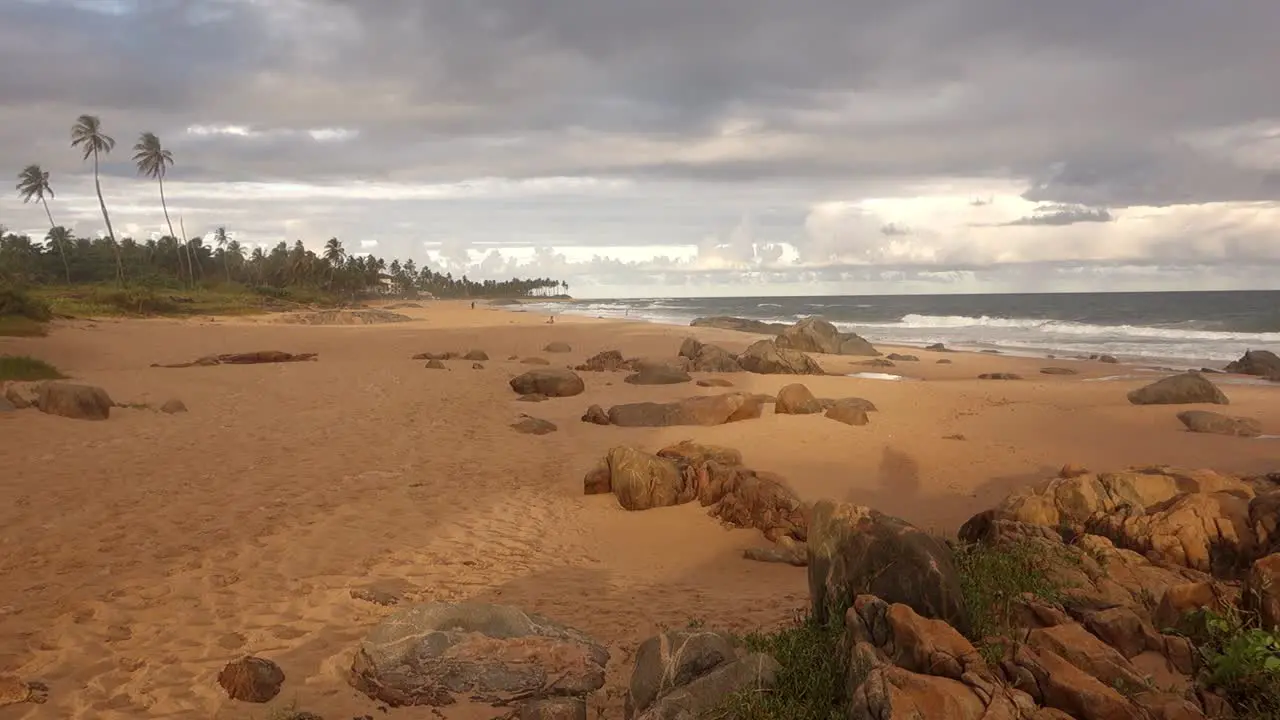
left=5, top=114, right=570, bottom=319
left=0, top=354, right=65, bottom=381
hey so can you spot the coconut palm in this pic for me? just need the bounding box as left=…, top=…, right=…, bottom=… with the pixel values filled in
left=213, top=226, right=231, bottom=282
left=70, top=114, right=123, bottom=284
left=16, top=164, right=71, bottom=283
left=132, top=131, right=191, bottom=286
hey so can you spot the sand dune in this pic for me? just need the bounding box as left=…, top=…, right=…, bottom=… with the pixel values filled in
left=1, top=301, right=1277, bottom=718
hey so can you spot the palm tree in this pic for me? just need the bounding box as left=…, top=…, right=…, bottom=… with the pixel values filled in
left=71, top=115, right=123, bottom=284
left=132, top=131, right=190, bottom=287
left=16, top=164, right=71, bottom=283
left=323, top=237, right=344, bottom=289
left=213, top=226, right=231, bottom=282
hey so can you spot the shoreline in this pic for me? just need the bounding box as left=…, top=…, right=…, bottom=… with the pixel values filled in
left=511, top=297, right=1279, bottom=370
left=501, top=299, right=1277, bottom=379
left=2, top=300, right=1278, bottom=718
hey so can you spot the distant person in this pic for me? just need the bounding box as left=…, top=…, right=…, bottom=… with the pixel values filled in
left=471, top=301, right=476, bottom=310
left=547, top=315, right=555, bottom=324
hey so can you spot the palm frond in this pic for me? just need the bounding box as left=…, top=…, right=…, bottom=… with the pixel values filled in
left=71, top=114, right=116, bottom=160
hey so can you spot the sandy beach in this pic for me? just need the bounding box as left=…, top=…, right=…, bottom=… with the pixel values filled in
left=1, top=300, right=1277, bottom=719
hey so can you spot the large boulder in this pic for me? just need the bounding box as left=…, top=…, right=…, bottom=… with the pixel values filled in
left=625, top=630, right=779, bottom=720
left=350, top=602, right=608, bottom=712
left=807, top=501, right=969, bottom=633
left=825, top=399, right=871, bottom=426
left=36, top=382, right=114, bottom=421
left=774, top=383, right=823, bottom=414
left=775, top=317, right=880, bottom=356
left=1126, top=372, right=1228, bottom=405
left=1224, top=349, right=1280, bottom=377
left=1245, top=553, right=1280, bottom=630
left=624, top=364, right=692, bottom=385
left=738, top=339, right=825, bottom=375
left=218, top=656, right=285, bottom=703
left=689, top=316, right=790, bottom=334
left=1176, top=410, right=1262, bottom=437
left=678, top=338, right=742, bottom=372
left=584, top=442, right=807, bottom=548
left=576, top=349, right=633, bottom=372
left=607, top=393, right=763, bottom=427
left=509, top=368, right=586, bottom=397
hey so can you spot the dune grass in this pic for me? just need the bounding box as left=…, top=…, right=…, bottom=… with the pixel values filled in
left=0, top=355, right=65, bottom=382
left=0, top=286, right=53, bottom=336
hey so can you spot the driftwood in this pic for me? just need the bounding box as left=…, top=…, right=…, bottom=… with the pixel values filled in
left=151, top=351, right=318, bottom=368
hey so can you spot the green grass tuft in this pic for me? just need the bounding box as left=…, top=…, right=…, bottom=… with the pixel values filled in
left=709, top=608, right=857, bottom=720
left=0, top=355, right=66, bottom=382
left=0, top=316, right=48, bottom=337
left=952, top=540, right=1068, bottom=662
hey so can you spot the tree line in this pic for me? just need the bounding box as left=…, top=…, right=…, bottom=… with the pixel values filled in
left=6, top=115, right=569, bottom=300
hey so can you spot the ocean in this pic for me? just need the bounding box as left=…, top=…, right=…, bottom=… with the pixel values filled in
left=521, top=291, right=1280, bottom=366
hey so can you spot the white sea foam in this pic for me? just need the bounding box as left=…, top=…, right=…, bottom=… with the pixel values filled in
left=521, top=302, right=1280, bottom=365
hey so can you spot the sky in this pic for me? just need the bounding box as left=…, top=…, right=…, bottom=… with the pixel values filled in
left=2, top=0, right=1279, bottom=298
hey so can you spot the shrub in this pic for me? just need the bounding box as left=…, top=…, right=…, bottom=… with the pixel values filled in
left=0, top=355, right=65, bottom=382
left=1181, top=607, right=1280, bottom=718
left=710, top=607, right=857, bottom=720
left=0, top=286, right=52, bottom=321
left=953, top=541, right=1068, bottom=661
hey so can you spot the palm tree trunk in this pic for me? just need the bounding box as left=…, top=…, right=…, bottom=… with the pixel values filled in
left=158, top=176, right=190, bottom=288
left=93, top=150, right=124, bottom=286
left=41, top=197, right=71, bottom=284
left=223, top=251, right=231, bottom=284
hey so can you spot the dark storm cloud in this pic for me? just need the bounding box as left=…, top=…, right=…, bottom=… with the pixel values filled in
left=1002, top=205, right=1113, bottom=227
left=2, top=0, right=1279, bottom=216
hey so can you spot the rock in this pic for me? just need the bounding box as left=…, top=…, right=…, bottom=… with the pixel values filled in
left=624, top=364, right=692, bottom=385
left=424, top=359, right=447, bottom=370
left=543, top=342, right=573, bottom=353
left=4, top=385, right=31, bottom=409
left=1079, top=606, right=1162, bottom=659
left=926, top=343, right=950, bottom=351
left=826, top=400, right=870, bottom=426
left=1225, top=349, right=1280, bottom=377
left=1059, top=463, right=1090, bottom=479
left=1040, top=367, right=1079, bottom=375
left=738, top=339, right=825, bottom=375
left=518, top=393, right=549, bottom=403
left=1099, top=355, right=1119, bottom=364
left=689, top=316, right=789, bottom=334
left=775, top=383, right=823, bottom=414
left=776, top=317, right=880, bottom=356
left=586, top=442, right=806, bottom=548
left=472, top=362, right=485, bottom=370
left=350, top=602, right=608, bottom=709
left=1127, top=372, right=1228, bottom=405
left=1005, top=645, right=1140, bottom=720
left=415, top=352, right=458, bottom=360
left=1245, top=553, right=1280, bottom=630
left=1176, top=410, right=1262, bottom=437
left=462, top=349, right=489, bottom=361
left=159, top=398, right=187, bottom=414
left=626, top=630, right=779, bottom=720
left=886, top=353, right=919, bottom=362
left=607, top=393, right=763, bottom=427
left=510, top=368, right=586, bottom=397
left=522, top=357, right=552, bottom=365
left=36, top=382, right=113, bottom=421
left=576, top=350, right=631, bottom=372
left=581, top=405, right=610, bottom=425
left=861, top=358, right=896, bottom=368
left=1154, top=582, right=1238, bottom=630
left=696, top=378, right=734, bottom=388
left=155, top=350, right=318, bottom=367
left=350, top=579, right=413, bottom=606
left=217, top=656, right=284, bottom=703
left=936, top=359, right=952, bottom=364
left=808, top=501, right=968, bottom=632
left=1025, top=623, right=1153, bottom=693
left=0, top=676, right=47, bottom=707
left=976, top=466, right=1258, bottom=575
left=743, top=537, right=808, bottom=566
left=512, top=415, right=558, bottom=435
left=978, top=373, right=1021, bottom=380
left=678, top=338, right=743, bottom=373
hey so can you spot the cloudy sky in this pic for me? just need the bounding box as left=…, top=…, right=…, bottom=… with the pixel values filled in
left=2, top=0, right=1279, bottom=297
